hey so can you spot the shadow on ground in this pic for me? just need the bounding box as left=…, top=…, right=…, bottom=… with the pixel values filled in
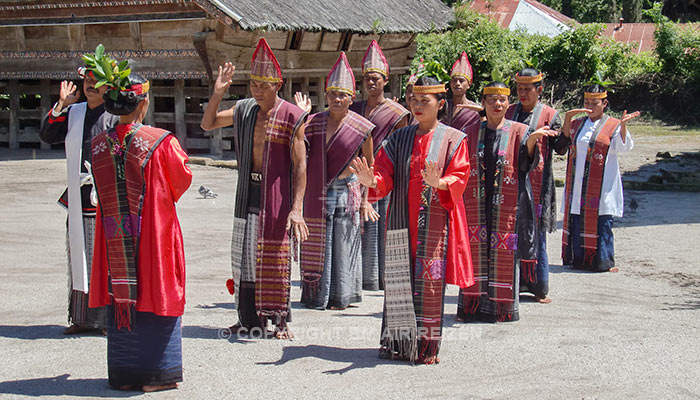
left=256, top=345, right=397, bottom=374
left=0, top=374, right=138, bottom=397
left=0, top=325, right=98, bottom=340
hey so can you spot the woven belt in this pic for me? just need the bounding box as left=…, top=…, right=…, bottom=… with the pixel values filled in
left=250, top=172, right=262, bottom=182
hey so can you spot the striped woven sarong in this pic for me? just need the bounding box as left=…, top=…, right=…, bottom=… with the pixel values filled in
left=67, top=216, right=107, bottom=328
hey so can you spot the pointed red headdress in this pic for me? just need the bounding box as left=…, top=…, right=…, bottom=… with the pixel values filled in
left=250, top=37, right=283, bottom=83
left=450, top=51, right=473, bottom=84
left=362, top=40, right=389, bottom=78
left=326, top=52, right=355, bottom=95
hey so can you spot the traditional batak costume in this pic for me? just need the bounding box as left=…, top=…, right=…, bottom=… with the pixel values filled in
left=349, top=40, right=409, bottom=291
left=561, top=90, right=633, bottom=272
left=457, top=85, right=539, bottom=323
left=370, top=79, right=473, bottom=364
left=229, top=38, right=308, bottom=332
left=89, top=73, right=192, bottom=389
left=506, top=71, right=568, bottom=298
left=301, top=52, right=375, bottom=310
left=442, top=52, right=480, bottom=131
left=40, top=66, right=119, bottom=332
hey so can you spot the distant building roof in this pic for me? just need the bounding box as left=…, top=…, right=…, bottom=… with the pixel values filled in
left=597, top=21, right=700, bottom=54
left=203, top=0, right=455, bottom=33
left=469, top=0, right=574, bottom=36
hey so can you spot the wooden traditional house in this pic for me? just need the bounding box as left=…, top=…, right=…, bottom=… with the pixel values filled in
left=0, top=0, right=453, bottom=154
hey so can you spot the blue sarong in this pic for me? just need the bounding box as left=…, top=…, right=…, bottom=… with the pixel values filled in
left=107, top=306, right=183, bottom=388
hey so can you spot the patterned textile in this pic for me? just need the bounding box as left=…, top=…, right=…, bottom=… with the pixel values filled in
left=450, top=51, right=473, bottom=83
left=326, top=52, right=355, bottom=95
left=67, top=216, right=106, bottom=328
left=381, top=123, right=466, bottom=362
left=349, top=99, right=409, bottom=154
left=301, top=110, right=373, bottom=300
left=505, top=102, right=559, bottom=232
left=91, top=124, right=170, bottom=330
left=250, top=38, right=282, bottom=83
left=461, top=120, right=533, bottom=321
left=442, top=99, right=481, bottom=131
left=304, top=176, right=363, bottom=309
left=381, top=228, right=416, bottom=360
left=361, top=40, right=389, bottom=78
left=362, top=196, right=389, bottom=291
left=562, top=115, right=619, bottom=266
left=107, top=307, right=182, bottom=388
left=230, top=98, right=307, bottom=324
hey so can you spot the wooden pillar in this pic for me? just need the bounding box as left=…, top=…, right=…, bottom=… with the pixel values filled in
left=284, top=77, right=293, bottom=102
left=9, top=79, right=19, bottom=150
left=129, top=22, right=143, bottom=51
left=390, top=74, right=400, bottom=100
left=210, top=128, right=223, bottom=155
left=144, top=92, right=155, bottom=126
left=39, top=79, right=51, bottom=150
left=174, top=79, right=186, bottom=149
left=317, top=76, right=326, bottom=110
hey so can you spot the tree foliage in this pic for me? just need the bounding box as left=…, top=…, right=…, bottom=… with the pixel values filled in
left=414, top=6, right=700, bottom=124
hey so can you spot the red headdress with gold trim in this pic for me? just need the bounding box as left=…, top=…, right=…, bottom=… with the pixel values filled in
left=362, top=40, right=389, bottom=78
left=326, top=52, right=355, bottom=95
left=250, top=37, right=283, bottom=83
left=450, top=51, right=473, bottom=84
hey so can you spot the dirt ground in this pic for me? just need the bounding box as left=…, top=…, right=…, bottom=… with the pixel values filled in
left=0, top=127, right=699, bottom=399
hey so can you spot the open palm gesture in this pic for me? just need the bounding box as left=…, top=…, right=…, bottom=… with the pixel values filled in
left=214, top=62, right=235, bottom=95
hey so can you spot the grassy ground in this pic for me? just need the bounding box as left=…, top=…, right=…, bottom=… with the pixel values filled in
left=627, top=123, right=700, bottom=137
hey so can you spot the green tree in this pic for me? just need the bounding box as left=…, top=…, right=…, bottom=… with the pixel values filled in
left=622, top=0, right=643, bottom=22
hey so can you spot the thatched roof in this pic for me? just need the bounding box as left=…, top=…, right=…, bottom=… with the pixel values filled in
left=205, top=0, right=454, bottom=33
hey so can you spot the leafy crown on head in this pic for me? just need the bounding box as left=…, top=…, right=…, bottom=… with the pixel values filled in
left=82, top=44, right=132, bottom=100
left=586, top=71, right=615, bottom=93
left=416, top=60, right=451, bottom=84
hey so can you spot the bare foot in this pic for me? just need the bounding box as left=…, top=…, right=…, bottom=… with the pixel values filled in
left=116, top=385, right=135, bottom=391
left=536, top=295, right=552, bottom=304
left=275, top=327, right=294, bottom=340
left=455, top=314, right=467, bottom=322
left=226, top=323, right=247, bottom=335
left=63, top=325, right=97, bottom=335
left=420, top=355, right=440, bottom=365
left=142, top=383, right=178, bottom=392
left=100, top=328, right=107, bottom=336
left=329, top=306, right=347, bottom=311
left=608, top=267, right=619, bottom=273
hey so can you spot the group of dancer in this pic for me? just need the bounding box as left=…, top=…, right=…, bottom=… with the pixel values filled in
left=41, top=37, right=640, bottom=391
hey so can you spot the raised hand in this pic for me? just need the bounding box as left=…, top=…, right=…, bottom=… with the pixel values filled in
left=348, top=157, right=376, bottom=188
left=456, top=100, right=483, bottom=113
left=621, top=110, right=641, bottom=125
left=56, top=80, right=80, bottom=112
left=565, top=108, right=592, bottom=120
left=294, top=92, right=312, bottom=113
left=421, top=160, right=443, bottom=188
left=214, top=62, right=235, bottom=95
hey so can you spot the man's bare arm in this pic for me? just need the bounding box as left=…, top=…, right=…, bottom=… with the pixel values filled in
left=286, top=123, right=309, bottom=241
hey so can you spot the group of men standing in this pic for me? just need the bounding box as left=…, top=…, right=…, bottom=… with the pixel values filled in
left=41, top=35, right=638, bottom=388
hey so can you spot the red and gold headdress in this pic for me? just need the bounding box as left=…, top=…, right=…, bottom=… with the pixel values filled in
left=450, top=51, right=473, bottom=83
left=584, top=91, right=607, bottom=99
left=515, top=72, right=544, bottom=84
left=362, top=40, right=389, bottom=78
left=325, top=52, right=355, bottom=95
left=250, top=38, right=283, bottom=83
left=483, top=86, right=510, bottom=96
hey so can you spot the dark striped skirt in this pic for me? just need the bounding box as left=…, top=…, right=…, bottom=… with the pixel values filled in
left=107, top=306, right=183, bottom=388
